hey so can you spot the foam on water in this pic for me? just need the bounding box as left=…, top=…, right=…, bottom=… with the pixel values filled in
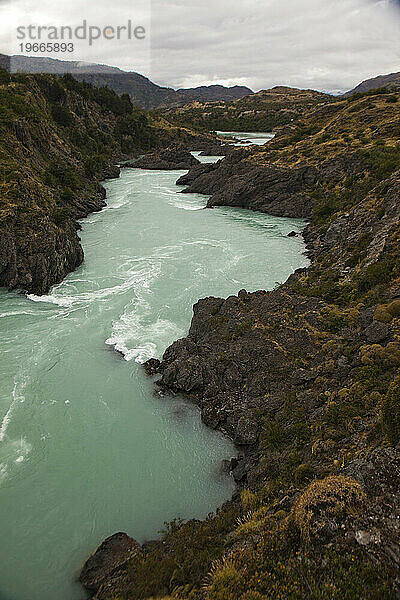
left=0, top=377, right=32, bottom=483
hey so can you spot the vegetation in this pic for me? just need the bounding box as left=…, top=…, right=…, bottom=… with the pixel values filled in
left=156, top=87, right=335, bottom=133
left=3, top=69, right=399, bottom=599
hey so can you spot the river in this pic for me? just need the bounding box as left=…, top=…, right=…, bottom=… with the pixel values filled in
left=0, top=134, right=308, bottom=600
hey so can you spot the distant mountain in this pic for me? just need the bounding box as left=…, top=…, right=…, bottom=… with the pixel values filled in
left=0, top=54, right=253, bottom=109
left=345, top=71, right=400, bottom=96
left=158, top=86, right=335, bottom=132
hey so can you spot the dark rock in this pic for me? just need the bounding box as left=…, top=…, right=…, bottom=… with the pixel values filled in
left=130, top=145, right=200, bottom=170
left=198, top=142, right=233, bottom=156
left=143, top=358, right=161, bottom=376
left=287, top=230, right=299, bottom=237
left=232, top=458, right=248, bottom=482
left=362, top=321, right=390, bottom=344
left=292, top=368, right=317, bottom=385
left=234, top=416, right=259, bottom=445
left=181, top=147, right=318, bottom=219
left=176, top=162, right=217, bottom=186
left=80, top=532, right=142, bottom=593
left=102, top=164, right=121, bottom=179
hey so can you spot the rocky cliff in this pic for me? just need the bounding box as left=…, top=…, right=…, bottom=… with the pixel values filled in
left=82, top=87, right=400, bottom=599
left=0, top=69, right=217, bottom=294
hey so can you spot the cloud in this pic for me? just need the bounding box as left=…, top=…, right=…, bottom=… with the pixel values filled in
left=0, top=0, right=399, bottom=92
left=150, top=0, right=400, bottom=92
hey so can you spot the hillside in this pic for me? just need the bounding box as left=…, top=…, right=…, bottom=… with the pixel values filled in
left=0, top=69, right=213, bottom=294
left=81, top=88, right=400, bottom=599
left=0, top=55, right=253, bottom=109
left=157, top=86, right=335, bottom=132
left=345, top=71, right=400, bottom=96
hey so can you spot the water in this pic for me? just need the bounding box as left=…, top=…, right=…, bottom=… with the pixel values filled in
left=0, top=140, right=308, bottom=600
left=216, top=131, right=275, bottom=146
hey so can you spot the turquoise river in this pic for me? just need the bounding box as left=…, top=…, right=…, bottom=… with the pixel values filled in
left=0, top=134, right=308, bottom=600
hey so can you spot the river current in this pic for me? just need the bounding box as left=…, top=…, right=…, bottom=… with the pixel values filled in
left=0, top=134, right=308, bottom=600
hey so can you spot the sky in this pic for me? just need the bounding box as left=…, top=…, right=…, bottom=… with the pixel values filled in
left=0, top=0, right=399, bottom=93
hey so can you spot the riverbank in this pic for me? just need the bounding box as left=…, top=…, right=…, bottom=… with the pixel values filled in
left=0, top=70, right=222, bottom=295
left=83, top=90, right=400, bottom=599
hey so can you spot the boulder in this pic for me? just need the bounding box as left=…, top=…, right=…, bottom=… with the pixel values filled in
left=362, top=321, right=390, bottom=344
left=80, top=532, right=141, bottom=593
left=128, top=145, right=200, bottom=170
left=143, top=358, right=161, bottom=376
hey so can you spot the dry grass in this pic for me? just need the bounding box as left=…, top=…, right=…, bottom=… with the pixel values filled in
left=290, top=475, right=366, bottom=541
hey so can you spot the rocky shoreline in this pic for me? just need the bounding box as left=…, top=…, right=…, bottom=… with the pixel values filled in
left=80, top=89, right=400, bottom=599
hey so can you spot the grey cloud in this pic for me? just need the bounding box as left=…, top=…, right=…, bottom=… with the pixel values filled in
left=0, top=0, right=399, bottom=93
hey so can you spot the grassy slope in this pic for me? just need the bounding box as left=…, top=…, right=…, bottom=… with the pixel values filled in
left=156, top=86, right=335, bottom=133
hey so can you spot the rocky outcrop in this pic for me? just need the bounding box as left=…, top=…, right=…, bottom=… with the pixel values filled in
left=129, top=145, right=200, bottom=170
left=176, top=162, right=218, bottom=186
left=198, top=141, right=233, bottom=156
left=180, top=148, right=317, bottom=218
left=80, top=533, right=142, bottom=598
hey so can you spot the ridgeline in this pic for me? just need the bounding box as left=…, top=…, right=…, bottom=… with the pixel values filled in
left=156, top=86, right=335, bottom=133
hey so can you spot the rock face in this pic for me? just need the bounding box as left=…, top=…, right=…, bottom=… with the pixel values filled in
left=80, top=533, right=142, bottom=596
left=176, top=162, right=218, bottom=186
left=130, top=145, right=200, bottom=170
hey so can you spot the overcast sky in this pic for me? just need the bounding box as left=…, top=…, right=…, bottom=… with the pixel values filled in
left=0, top=0, right=400, bottom=93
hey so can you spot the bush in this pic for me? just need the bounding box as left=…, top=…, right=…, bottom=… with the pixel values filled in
left=374, top=305, right=392, bottom=323
left=208, top=561, right=245, bottom=600
left=291, top=476, right=365, bottom=541
left=357, top=258, right=398, bottom=293
left=51, top=103, right=74, bottom=127
left=374, top=300, right=400, bottom=323
left=241, top=489, right=259, bottom=512
left=0, top=68, right=11, bottom=85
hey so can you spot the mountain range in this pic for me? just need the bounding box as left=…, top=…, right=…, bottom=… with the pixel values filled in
left=345, top=70, right=400, bottom=95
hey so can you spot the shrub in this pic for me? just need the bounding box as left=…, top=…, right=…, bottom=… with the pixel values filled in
left=0, top=68, right=11, bottom=85
left=294, top=463, right=314, bottom=484
left=357, top=258, right=398, bottom=293
left=207, top=561, right=245, bottom=600
left=241, top=489, right=259, bottom=512
left=291, top=476, right=365, bottom=541
left=374, top=300, right=400, bottom=323
left=387, top=300, right=400, bottom=317
left=374, top=305, right=392, bottom=323
left=51, top=103, right=74, bottom=127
